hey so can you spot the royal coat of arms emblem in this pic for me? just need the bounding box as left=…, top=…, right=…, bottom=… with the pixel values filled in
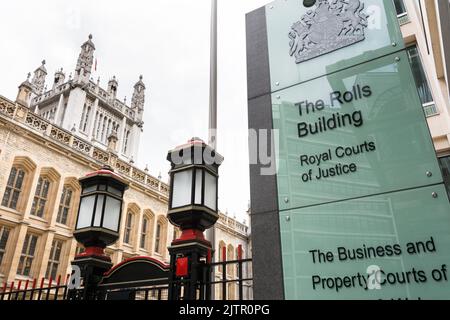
left=289, top=0, right=369, bottom=64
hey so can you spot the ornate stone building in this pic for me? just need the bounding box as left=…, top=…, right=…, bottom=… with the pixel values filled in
left=16, top=35, right=144, bottom=163
left=0, top=35, right=251, bottom=299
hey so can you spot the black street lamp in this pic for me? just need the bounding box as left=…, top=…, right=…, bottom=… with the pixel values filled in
left=71, top=165, right=128, bottom=299
left=167, top=137, right=223, bottom=239
left=166, top=138, right=223, bottom=300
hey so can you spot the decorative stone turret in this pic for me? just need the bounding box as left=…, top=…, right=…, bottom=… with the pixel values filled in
left=107, top=127, right=119, bottom=153
left=16, top=73, right=34, bottom=107
left=53, top=68, right=65, bottom=89
left=107, top=76, right=118, bottom=100
left=131, top=75, right=145, bottom=123
left=31, top=60, right=47, bottom=95
left=75, top=34, right=95, bottom=84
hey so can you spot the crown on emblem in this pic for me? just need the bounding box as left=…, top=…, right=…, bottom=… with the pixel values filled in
left=289, top=0, right=369, bottom=64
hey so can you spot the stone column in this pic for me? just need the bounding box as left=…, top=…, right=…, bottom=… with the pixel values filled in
left=53, top=94, right=64, bottom=126
left=130, top=123, right=142, bottom=161
left=61, top=87, right=86, bottom=133
left=118, top=117, right=127, bottom=155
left=6, top=223, right=29, bottom=283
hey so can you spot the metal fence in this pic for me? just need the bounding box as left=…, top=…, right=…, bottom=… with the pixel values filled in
left=0, top=275, right=71, bottom=301
left=0, top=256, right=252, bottom=301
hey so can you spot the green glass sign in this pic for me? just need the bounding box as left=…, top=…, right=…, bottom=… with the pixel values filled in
left=246, top=0, right=450, bottom=300
left=273, top=51, right=442, bottom=210
left=280, top=184, right=450, bottom=300
left=266, top=0, right=404, bottom=92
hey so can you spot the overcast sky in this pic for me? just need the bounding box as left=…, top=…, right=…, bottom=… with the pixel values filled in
left=1, top=0, right=270, bottom=223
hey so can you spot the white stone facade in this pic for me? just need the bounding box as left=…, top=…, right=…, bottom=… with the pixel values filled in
left=17, top=35, right=145, bottom=162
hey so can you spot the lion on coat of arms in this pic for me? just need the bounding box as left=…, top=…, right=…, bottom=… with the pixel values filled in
left=289, top=0, right=369, bottom=64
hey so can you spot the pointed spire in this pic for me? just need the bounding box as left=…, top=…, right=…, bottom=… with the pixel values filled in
left=131, top=75, right=145, bottom=122
left=107, top=76, right=118, bottom=99
left=35, top=60, right=47, bottom=73
left=75, top=34, right=95, bottom=84
left=31, top=59, right=47, bottom=94
left=83, top=34, right=96, bottom=50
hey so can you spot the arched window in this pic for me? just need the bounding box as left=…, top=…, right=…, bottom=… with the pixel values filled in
left=154, top=222, right=162, bottom=253
left=56, top=186, right=73, bottom=225
left=218, top=241, right=226, bottom=273
left=45, top=239, right=63, bottom=279
left=123, top=130, right=130, bottom=153
left=30, top=168, right=61, bottom=220
left=83, top=106, right=91, bottom=132
left=140, top=216, right=149, bottom=249
left=2, top=167, right=26, bottom=210
left=1, top=157, right=36, bottom=213
left=30, top=177, right=50, bottom=217
left=106, top=119, right=112, bottom=138
left=79, top=104, right=87, bottom=130
left=92, top=111, right=101, bottom=139
left=227, top=245, right=234, bottom=276
left=141, top=210, right=155, bottom=253
left=154, top=216, right=168, bottom=257
left=96, top=114, right=102, bottom=140
left=124, top=212, right=133, bottom=244
left=17, top=233, right=39, bottom=276
left=101, top=116, right=107, bottom=142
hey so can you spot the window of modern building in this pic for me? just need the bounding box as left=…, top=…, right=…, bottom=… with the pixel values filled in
left=30, top=177, right=51, bottom=218
left=439, top=156, right=450, bottom=199
left=154, top=222, right=162, bottom=253
left=124, top=212, right=133, bottom=244
left=140, top=217, right=148, bottom=249
left=17, top=234, right=38, bottom=276
left=393, top=0, right=407, bottom=16
left=407, top=46, right=436, bottom=115
left=2, top=167, right=26, bottom=210
left=57, top=187, right=73, bottom=225
left=46, top=239, right=63, bottom=279
left=0, top=226, right=11, bottom=266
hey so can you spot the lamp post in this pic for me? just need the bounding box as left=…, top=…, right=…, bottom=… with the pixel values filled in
left=167, top=138, right=223, bottom=300
left=71, top=165, right=129, bottom=300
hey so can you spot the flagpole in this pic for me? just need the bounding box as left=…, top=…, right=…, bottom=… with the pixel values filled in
left=206, top=0, right=218, bottom=300
left=208, top=0, right=217, bottom=149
